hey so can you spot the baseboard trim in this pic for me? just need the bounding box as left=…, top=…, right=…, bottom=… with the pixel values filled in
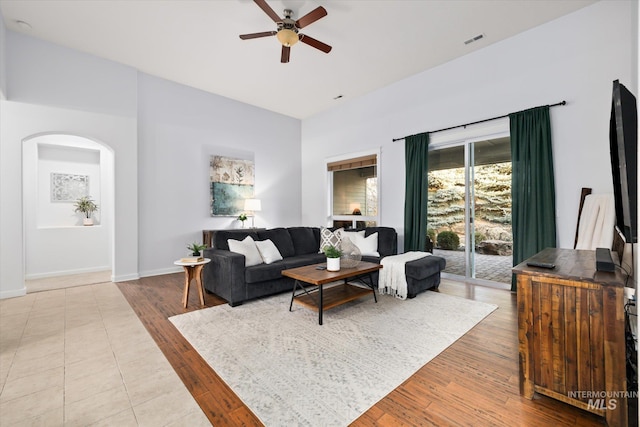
left=0, top=287, right=27, bottom=300
left=112, top=273, right=141, bottom=282
left=139, top=267, right=182, bottom=278
left=26, top=266, right=111, bottom=280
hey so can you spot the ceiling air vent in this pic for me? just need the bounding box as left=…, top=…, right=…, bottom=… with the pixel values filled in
left=464, top=34, right=485, bottom=45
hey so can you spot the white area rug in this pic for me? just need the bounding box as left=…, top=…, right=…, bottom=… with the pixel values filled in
left=169, top=289, right=497, bottom=426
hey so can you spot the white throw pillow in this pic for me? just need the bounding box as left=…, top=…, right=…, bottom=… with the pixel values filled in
left=340, top=230, right=365, bottom=246
left=351, top=232, right=380, bottom=257
left=319, top=227, right=344, bottom=253
left=227, top=236, right=263, bottom=267
left=255, top=239, right=283, bottom=264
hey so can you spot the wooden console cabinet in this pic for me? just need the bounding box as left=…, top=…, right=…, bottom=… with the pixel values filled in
left=514, top=248, right=628, bottom=426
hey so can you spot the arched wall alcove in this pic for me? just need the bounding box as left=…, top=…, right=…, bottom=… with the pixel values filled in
left=22, top=133, right=115, bottom=284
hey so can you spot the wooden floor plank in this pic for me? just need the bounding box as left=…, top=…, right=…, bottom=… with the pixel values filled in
left=117, top=274, right=606, bottom=426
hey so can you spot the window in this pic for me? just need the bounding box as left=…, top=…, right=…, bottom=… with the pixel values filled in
left=327, top=153, right=379, bottom=229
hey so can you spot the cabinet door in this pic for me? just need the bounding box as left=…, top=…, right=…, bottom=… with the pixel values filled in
left=530, top=280, right=604, bottom=403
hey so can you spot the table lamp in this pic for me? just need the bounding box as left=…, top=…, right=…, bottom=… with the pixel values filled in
left=244, top=198, right=262, bottom=228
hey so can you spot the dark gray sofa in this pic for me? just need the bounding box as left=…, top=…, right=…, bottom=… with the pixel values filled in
left=202, top=226, right=398, bottom=306
left=202, top=226, right=445, bottom=306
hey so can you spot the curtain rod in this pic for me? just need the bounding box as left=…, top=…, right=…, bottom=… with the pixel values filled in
left=392, top=100, right=566, bottom=142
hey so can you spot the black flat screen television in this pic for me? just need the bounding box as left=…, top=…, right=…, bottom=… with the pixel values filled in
left=609, top=79, right=637, bottom=244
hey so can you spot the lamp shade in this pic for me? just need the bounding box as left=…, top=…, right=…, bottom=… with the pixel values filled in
left=244, top=198, right=262, bottom=212
left=276, top=29, right=299, bottom=47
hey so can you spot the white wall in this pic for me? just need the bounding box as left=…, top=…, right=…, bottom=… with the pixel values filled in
left=137, top=74, right=301, bottom=277
left=1, top=28, right=302, bottom=296
left=301, top=0, right=635, bottom=251
left=0, top=7, right=6, bottom=99
left=2, top=26, right=139, bottom=298
left=6, top=32, right=137, bottom=117
left=23, top=135, right=113, bottom=279
left=0, top=101, right=137, bottom=298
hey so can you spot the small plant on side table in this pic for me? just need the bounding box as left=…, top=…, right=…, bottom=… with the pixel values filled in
left=187, top=242, right=208, bottom=256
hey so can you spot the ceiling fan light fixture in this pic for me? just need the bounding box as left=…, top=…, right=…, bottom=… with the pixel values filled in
left=277, top=29, right=299, bottom=47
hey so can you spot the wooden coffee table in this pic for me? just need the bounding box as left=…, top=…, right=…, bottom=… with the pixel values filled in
left=282, top=261, right=382, bottom=325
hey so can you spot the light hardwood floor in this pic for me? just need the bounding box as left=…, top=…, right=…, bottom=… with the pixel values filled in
left=117, top=274, right=607, bottom=426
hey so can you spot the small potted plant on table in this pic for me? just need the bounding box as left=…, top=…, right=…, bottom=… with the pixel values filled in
left=323, top=246, right=342, bottom=271
left=187, top=242, right=208, bottom=257
left=74, top=196, right=99, bottom=226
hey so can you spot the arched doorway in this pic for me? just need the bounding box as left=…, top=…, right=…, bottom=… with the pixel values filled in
left=22, top=134, right=115, bottom=292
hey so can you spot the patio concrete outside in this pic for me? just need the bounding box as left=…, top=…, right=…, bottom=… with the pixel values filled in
left=433, top=248, right=513, bottom=285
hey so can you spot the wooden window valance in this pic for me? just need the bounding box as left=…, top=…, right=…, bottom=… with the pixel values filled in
left=327, top=154, right=377, bottom=172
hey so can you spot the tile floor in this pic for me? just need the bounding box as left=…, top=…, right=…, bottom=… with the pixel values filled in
left=25, top=271, right=113, bottom=294
left=0, top=282, right=210, bottom=426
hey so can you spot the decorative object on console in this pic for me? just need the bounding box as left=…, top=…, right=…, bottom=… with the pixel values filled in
left=237, top=213, right=248, bottom=228
left=73, top=196, right=99, bottom=226
left=323, top=245, right=342, bottom=271
left=244, top=198, right=261, bottom=228
left=210, top=155, right=255, bottom=216
left=340, top=236, right=361, bottom=268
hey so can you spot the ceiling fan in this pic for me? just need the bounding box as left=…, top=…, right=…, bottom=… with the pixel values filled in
left=239, top=0, right=332, bottom=63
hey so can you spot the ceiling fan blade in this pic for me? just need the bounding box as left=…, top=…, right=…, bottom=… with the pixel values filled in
left=239, top=31, right=277, bottom=40
left=299, top=34, right=332, bottom=53
left=254, top=0, right=282, bottom=23
left=281, top=45, right=291, bottom=63
left=295, top=6, right=327, bottom=29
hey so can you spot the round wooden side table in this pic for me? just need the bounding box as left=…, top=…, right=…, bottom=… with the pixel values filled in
left=174, top=258, right=211, bottom=308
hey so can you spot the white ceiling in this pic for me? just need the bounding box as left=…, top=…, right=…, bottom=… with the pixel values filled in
left=0, top=0, right=596, bottom=119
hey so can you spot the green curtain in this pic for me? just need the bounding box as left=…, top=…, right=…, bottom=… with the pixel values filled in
left=404, top=133, right=430, bottom=252
left=509, top=106, right=557, bottom=291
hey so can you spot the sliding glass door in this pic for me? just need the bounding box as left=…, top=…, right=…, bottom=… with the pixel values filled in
left=427, top=136, right=512, bottom=286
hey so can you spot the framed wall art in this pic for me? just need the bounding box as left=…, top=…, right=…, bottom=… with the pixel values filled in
left=50, top=173, right=89, bottom=202
left=210, top=155, right=255, bottom=216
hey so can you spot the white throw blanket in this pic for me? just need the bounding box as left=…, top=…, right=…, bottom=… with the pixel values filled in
left=575, top=193, right=615, bottom=250
left=379, top=251, right=430, bottom=300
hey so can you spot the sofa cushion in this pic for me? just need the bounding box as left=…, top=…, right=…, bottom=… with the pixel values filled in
left=287, top=227, right=319, bottom=256
left=283, top=254, right=326, bottom=269
left=319, top=227, right=343, bottom=253
left=255, top=239, right=283, bottom=264
left=228, top=236, right=263, bottom=267
left=257, top=228, right=295, bottom=258
left=340, top=230, right=365, bottom=244
left=405, top=255, right=446, bottom=280
left=365, top=227, right=397, bottom=257
left=349, top=232, right=380, bottom=257
left=214, top=230, right=260, bottom=251
left=245, top=262, right=286, bottom=283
